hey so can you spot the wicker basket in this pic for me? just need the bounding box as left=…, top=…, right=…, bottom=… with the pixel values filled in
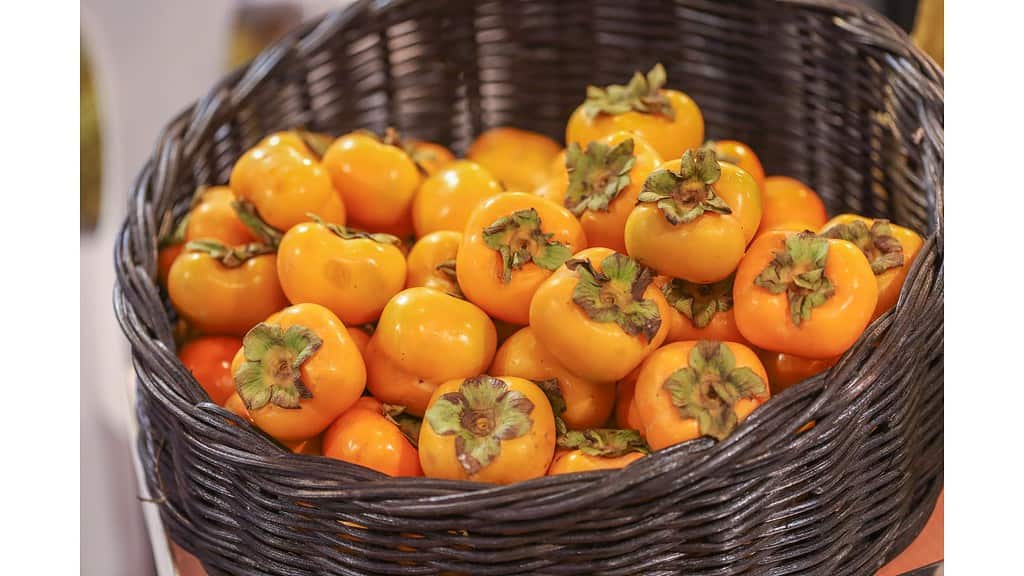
left=114, top=0, right=943, bottom=574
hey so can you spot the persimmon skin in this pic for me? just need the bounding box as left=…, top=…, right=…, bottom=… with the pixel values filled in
left=467, top=127, right=562, bottom=193
left=547, top=450, right=644, bottom=475
left=322, top=397, right=423, bottom=477
left=759, top=351, right=839, bottom=395
left=634, top=341, right=769, bottom=451
left=653, top=276, right=748, bottom=345
left=223, top=392, right=251, bottom=421
left=708, top=140, right=765, bottom=192
left=168, top=252, right=288, bottom=337
left=405, top=231, right=462, bottom=296
left=158, top=243, right=183, bottom=287
left=615, top=368, right=645, bottom=432
left=406, top=139, right=456, bottom=176
left=347, top=327, right=371, bottom=360
left=457, top=192, right=588, bottom=325
left=566, top=90, right=703, bottom=162
left=276, top=222, right=407, bottom=325
left=757, top=176, right=828, bottom=238
left=733, top=231, right=879, bottom=359
left=185, top=186, right=257, bottom=247
left=178, top=336, right=242, bottom=404
left=536, top=132, right=662, bottom=253
left=490, top=326, right=615, bottom=430
left=655, top=158, right=762, bottom=244
left=624, top=205, right=746, bottom=283
left=819, top=214, right=925, bottom=319
left=412, top=160, right=503, bottom=237
left=418, top=377, right=556, bottom=484
left=366, top=288, right=497, bottom=416
left=529, top=247, right=671, bottom=383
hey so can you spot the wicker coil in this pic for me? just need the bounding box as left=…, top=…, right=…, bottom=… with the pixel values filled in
left=113, top=0, right=943, bottom=574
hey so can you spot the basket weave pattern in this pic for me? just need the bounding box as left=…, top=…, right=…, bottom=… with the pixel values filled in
left=114, top=1, right=943, bottom=574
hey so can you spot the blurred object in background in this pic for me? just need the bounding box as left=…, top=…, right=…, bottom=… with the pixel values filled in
left=913, top=0, right=943, bottom=67
left=81, top=41, right=101, bottom=232
left=228, top=2, right=302, bottom=69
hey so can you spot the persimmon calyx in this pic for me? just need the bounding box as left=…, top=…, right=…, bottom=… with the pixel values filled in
left=185, top=239, right=275, bottom=267
left=637, top=148, right=732, bottom=225
left=533, top=378, right=568, bottom=436
left=566, top=254, right=662, bottom=341
left=662, top=340, right=766, bottom=441
left=559, top=428, right=650, bottom=457
left=307, top=213, right=401, bottom=246
left=565, top=138, right=636, bottom=216
left=382, top=404, right=422, bottom=447
left=482, top=208, right=572, bottom=283
left=821, top=219, right=904, bottom=275
left=425, top=376, right=535, bottom=475
left=233, top=199, right=283, bottom=247
left=662, top=275, right=735, bottom=329
left=754, top=232, right=836, bottom=326
left=702, top=140, right=740, bottom=165
left=582, top=63, right=674, bottom=120
left=233, top=323, right=322, bottom=411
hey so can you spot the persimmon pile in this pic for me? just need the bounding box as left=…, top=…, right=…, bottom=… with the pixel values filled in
left=161, top=63, right=923, bottom=484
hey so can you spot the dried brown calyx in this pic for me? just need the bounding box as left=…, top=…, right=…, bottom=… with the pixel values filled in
left=581, top=63, right=674, bottom=120
left=820, top=219, right=904, bottom=275
left=662, top=275, right=735, bottom=329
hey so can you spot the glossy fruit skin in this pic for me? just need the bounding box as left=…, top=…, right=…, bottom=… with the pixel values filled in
left=178, top=336, right=243, bottom=404
left=547, top=449, right=644, bottom=475
left=530, top=247, right=671, bottom=383
left=276, top=222, right=407, bottom=325
left=366, top=288, right=497, bottom=416
left=654, top=276, right=747, bottom=345
left=467, top=127, right=562, bottom=193
left=708, top=140, right=765, bottom=192
left=536, top=132, right=663, bottom=253
left=566, top=90, right=704, bottom=162
left=347, top=327, right=371, bottom=360
left=759, top=351, right=839, bottom=395
left=413, top=161, right=503, bottom=237
left=419, top=376, right=556, bottom=484
left=230, top=133, right=346, bottom=232
left=405, top=231, right=462, bottom=296
left=406, top=139, right=456, bottom=176
left=168, top=252, right=288, bottom=336
left=820, top=214, right=925, bottom=319
left=758, top=176, right=828, bottom=237
left=491, top=326, right=615, bottom=430
left=734, top=231, right=879, bottom=359
left=322, top=131, right=422, bottom=236
left=223, top=392, right=251, bottom=421
left=186, top=186, right=256, bottom=246
left=322, top=397, right=423, bottom=477
left=457, top=192, right=588, bottom=324
left=634, top=341, right=770, bottom=450
left=625, top=204, right=746, bottom=283
left=229, top=303, right=366, bottom=443
left=615, top=368, right=645, bottom=432
left=158, top=243, right=183, bottom=286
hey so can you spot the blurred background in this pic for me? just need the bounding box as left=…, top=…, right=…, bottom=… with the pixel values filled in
left=79, top=0, right=942, bottom=574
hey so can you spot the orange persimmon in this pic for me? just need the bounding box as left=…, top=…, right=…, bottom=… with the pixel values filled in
left=412, top=160, right=503, bottom=237
left=405, top=230, right=463, bottom=297
left=467, top=127, right=562, bottom=193
left=656, top=275, right=747, bottom=344
left=758, top=176, right=828, bottom=237
left=548, top=449, right=644, bottom=475
left=322, top=397, right=423, bottom=477
left=704, top=140, right=765, bottom=192
left=758, top=351, right=839, bottom=395
left=178, top=336, right=242, bottom=404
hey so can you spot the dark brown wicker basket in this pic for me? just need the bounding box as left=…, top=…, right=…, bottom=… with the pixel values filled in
left=114, top=1, right=943, bottom=574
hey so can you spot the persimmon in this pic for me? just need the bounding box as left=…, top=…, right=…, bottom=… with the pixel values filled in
left=419, top=375, right=556, bottom=484
left=405, top=231, right=463, bottom=297
left=467, top=127, right=562, bottom=193
left=490, top=326, right=614, bottom=430
left=223, top=392, right=251, bottom=422
left=405, top=139, right=455, bottom=176
left=230, top=303, right=366, bottom=443
left=168, top=241, right=288, bottom=336
left=624, top=149, right=747, bottom=283
left=819, top=214, right=924, bottom=319
left=276, top=218, right=407, bottom=325
left=548, top=449, right=644, bottom=475
left=758, top=176, right=828, bottom=237
left=734, top=231, right=878, bottom=359
left=457, top=192, right=587, bottom=324
left=366, top=288, right=497, bottom=416
left=566, top=63, right=703, bottom=161
left=656, top=275, right=747, bottom=344
left=615, top=369, right=644, bottom=432
left=634, top=340, right=770, bottom=449
left=185, top=186, right=257, bottom=247
left=656, top=151, right=761, bottom=243
left=536, top=132, right=662, bottom=252
left=322, top=397, right=423, bottom=477
left=704, top=140, right=765, bottom=192
left=759, top=351, right=839, bottom=395
left=347, top=327, right=371, bottom=360
left=412, top=160, right=503, bottom=237
left=178, top=336, right=242, bottom=404
left=158, top=243, right=183, bottom=287
left=529, top=247, right=671, bottom=382
left=322, top=129, right=421, bottom=236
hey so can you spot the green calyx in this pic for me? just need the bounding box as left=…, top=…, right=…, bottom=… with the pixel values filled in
left=185, top=239, right=275, bottom=267
left=559, top=428, right=650, bottom=457
left=754, top=232, right=837, bottom=326
left=533, top=378, right=568, bottom=437
left=566, top=254, right=662, bottom=341
left=637, top=148, right=732, bottom=225
left=581, top=63, right=675, bottom=120
left=662, top=340, right=767, bottom=441
left=821, top=219, right=905, bottom=275
left=702, top=140, right=738, bottom=166
left=307, top=213, right=401, bottom=246
left=662, top=275, right=734, bottom=329
left=564, top=138, right=636, bottom=216
left=233, top=199, right=283, bottom=247
left=425, top=376, right=535, bottom=475
left=233, top=323, right=323, bottom=411
left=482, top=208, right=572, bottom=283
left=382, top=404, right=422, bottom=447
